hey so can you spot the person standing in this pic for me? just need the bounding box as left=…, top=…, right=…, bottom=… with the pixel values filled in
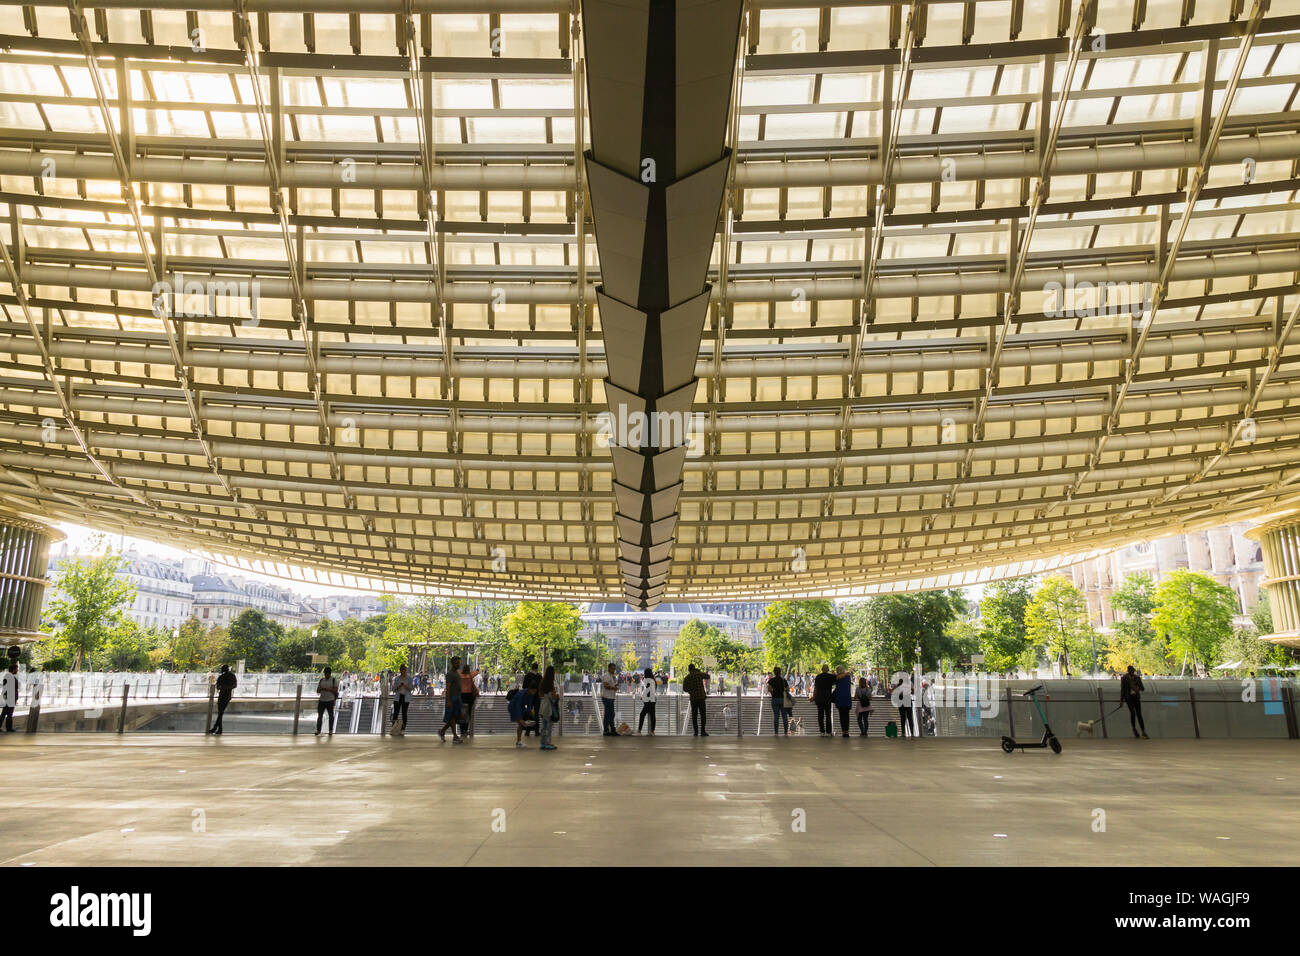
left=833, top=665, right=854, bottom=737
left=438, top=655, right=464, bottom=743
left=390, top=665, right=412, bottom=734
left=209, top=665, right=237, bottom=735
left=0, top=662, right=18, bottom=732
left=459, top=663, right=481, bottom=736
left=315, top=666, right=339, bottom=736
left=812, top=664, right=836, bottom=737
left=637, top=667, right=657, bottom=735
left=537, top=666, right=560, bottom=751
left=854, top=676, right=873, bottom=737
left=767, top=666, right=790, bottom=736
left=599, top=662, right=620, bottom=736
left=522, top=663, right=542, bottom=737
left=920, top=678, right=936, bottom=737
left=1120, top=665, right=1148, bottom=739
left=682, top=663, right=709, bottom=736
left=890, top=673, right=914, bottom=738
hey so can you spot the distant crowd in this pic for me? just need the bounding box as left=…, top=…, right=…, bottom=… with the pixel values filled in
left=284, top=659, right=942, bottom=747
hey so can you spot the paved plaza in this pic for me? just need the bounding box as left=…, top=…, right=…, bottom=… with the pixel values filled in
left=2, top=736, right=1295, bottom=867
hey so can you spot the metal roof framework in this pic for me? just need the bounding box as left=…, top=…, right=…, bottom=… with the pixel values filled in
left=0, top=0, right=1299, bottom=601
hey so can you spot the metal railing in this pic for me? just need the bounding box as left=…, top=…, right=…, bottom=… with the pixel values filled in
left=6, top=675, right=1297, bottom=739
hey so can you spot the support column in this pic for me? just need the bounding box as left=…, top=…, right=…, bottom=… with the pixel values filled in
left=582, top=0, right=743, bottom=609
left=0, top=514, right=60, bottom=652
left=1247, top=516, right=1300, bottom=649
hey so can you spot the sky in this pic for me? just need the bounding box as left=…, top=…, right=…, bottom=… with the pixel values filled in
left=53, top=521, right=349, bottom=598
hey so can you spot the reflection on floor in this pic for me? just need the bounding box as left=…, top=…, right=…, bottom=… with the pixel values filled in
left=1, top=736, right=1295, bottom=866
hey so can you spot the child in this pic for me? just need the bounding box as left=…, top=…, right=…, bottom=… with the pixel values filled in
left=508, top=684, right=534, bottom=748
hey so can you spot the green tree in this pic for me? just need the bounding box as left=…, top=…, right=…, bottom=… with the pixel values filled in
left=43, top=553, right=135, bottom=670
left=225, top=608, right=283, bottom=671
left=93, top=620, right=160, bottom=671
left=501, top=601, right=582, bottom=672
left=845, top=590, right=967, bottom=672
left=758, top=600, right=847, bottom=671
left=704, top=630, right=754, bottom=672
left=1024, top=575, right=1096, bottom=676
left=471, top=601, right=517, bottom=672
left=976, top=577, right=1034, bottom=672
left=671, top=618, right=715, bottom=675
left=1110, top=572, right=1157, bottom=645
left=1151, top=570, right=1239, bottom=677
left=383, top=597, right=475, bottom=673
left=572, top=629, right=609, bottom=674
left=619, top=643, right=641, bottom=673
left=171, top=616, right=227, bottom=670
left=336, top=615, right=384, bottom=668
left=1249, top=592, right=1273, bottom=635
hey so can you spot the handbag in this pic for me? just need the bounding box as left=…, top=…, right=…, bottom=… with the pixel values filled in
left=783, top=691, right=795, bottom=709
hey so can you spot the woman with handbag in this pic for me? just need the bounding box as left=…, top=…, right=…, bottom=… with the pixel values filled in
left=767, top=666, right=791, bottom=736
left=854, top=676, right=873, bottom=737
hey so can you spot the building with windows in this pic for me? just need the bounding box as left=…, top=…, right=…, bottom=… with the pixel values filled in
left=579, top=603, right=759, bottom=670
left=119, top=554, right=193, bottom=633
left=313, top=593, right=388, bottom=624
left=45, top=549, right=193, bottom=634
left=190, top=572, right=301, bottom=629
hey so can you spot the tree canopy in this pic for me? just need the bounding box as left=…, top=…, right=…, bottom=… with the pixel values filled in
left=42, top=552, right=135, bottom=670
left=844, top=590, right=968, bottom=672
left=758, top=599, right=847, bottom=671
left=1151, top=570, right=1239, bottom=676
left=500, top=601, right=583, bottom=672
left=975, top=577, right=1034, bottom=672
left=1024, top=575, right=1095, bottom=676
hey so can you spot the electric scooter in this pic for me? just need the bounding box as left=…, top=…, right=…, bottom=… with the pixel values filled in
left=1000, top=684, right=1062, bottom=754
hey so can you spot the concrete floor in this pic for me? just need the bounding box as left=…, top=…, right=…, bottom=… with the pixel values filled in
left=1, top=735, right=1295, bottom=866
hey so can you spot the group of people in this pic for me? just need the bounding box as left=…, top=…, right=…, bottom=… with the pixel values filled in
left=198, top=660, right=945, bottom=742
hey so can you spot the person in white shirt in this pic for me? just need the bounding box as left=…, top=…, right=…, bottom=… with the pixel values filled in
left=390, top=665, right=413, bottom=732
left=890, top=673, right=915, bottom=737
left=0, top=662, right=18, bottom=732
left=315, top=666, right=339, bottom=736
left=600, top=662, right=620, bottom=736
left=636, top=667, right=658, bottom=735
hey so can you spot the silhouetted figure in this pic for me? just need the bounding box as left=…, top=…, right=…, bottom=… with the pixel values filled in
left=209, top=665, right=236, bottom=735
left=1121, top=665, right=1148, bottom=739
left=683, top=663, right=709, bottom=736
left=768, top=666, right=790, bottom=735
left=833, top=665, right=853, bottom=737
left=813, top=664, right=836, bottom=737
left=315, top=666, right=339, bottom=736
